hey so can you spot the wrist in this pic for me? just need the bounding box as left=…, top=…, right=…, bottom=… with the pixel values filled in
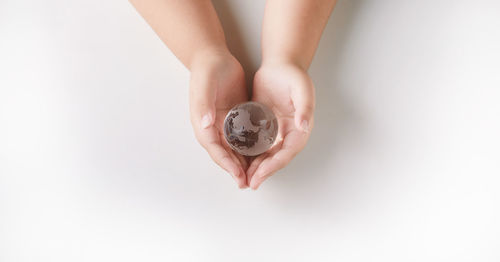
left=261, top=55, right=309, bottom=72
left=260, top=56, right=309, bottom=73
left=189, top=46, right=233, bottom=72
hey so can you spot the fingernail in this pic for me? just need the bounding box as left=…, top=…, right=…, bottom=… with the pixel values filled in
left=250, top=179, right=260, bottom=190
left=201, top=113, right=212, bottom=129
left=300, top=120, right=309, bottom=133
left=249, top=179, right=257, bottom=189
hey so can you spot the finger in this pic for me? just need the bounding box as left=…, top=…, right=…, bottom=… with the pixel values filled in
left=221, top=138, right=248, bottom=172
left=194, top=119, right=247, bottom=188
left=227, top=150, right=248, bottom=188
left=245, top=135, right=284, bottom=184
left=203, top=133, right=247, bottom=188
left=246, top=153, right=267, bottom=185
left=249, top=129, right=309, bottom=190
left=189, top=74, right=217, bottom=130
left=221, top=139, right=248, bottom=188
left=291, top=77, right=315, bottom=133
left=235, top=154, right=249, bottom=172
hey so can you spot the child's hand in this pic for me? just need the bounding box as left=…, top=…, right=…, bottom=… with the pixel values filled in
left=131, top=0, right=336, bottom=189
left=247, top=62, right=315, bottom=189
left=189, top=50, right=249, bottom=188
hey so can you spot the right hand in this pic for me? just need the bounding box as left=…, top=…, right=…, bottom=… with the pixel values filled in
left=189, top=49, right=249, bottom=188
left=246, top=61, right=315, bottom=189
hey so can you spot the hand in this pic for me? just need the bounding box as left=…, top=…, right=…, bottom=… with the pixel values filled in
left=247, top=62, right=315, bottom=189
left=189, top=50, right=249, bottom=188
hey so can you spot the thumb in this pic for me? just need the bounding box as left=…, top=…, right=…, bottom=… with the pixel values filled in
left=189, top=75, right=217, bottom=130
left=291, top=78, right=315, bottom=133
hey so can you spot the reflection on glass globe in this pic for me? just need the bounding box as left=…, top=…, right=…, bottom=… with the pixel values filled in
left=223, top=102, right=278, bottom=156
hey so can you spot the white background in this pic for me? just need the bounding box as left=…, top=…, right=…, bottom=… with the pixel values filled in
left=1, top=0, right=500, bottom=261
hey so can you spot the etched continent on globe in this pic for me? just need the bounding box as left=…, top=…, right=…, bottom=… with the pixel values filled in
left=223, top=102, right=278, bottom=156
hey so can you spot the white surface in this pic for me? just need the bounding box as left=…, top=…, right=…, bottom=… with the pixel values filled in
left=1, top=0, right=500, bottom=261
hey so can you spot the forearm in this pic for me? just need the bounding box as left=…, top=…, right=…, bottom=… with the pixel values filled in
left=261, top=0, right=337, bottom=70
left=130, top=0, right=229, bottom=70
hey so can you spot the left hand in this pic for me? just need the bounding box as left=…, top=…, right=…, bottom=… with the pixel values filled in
left=247, top=62, right=315, bottom=189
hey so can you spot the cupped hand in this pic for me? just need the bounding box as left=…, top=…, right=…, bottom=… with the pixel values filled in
left=247, top=62, right=315, bottom=189
left=189, top=50, right=249, bottom=188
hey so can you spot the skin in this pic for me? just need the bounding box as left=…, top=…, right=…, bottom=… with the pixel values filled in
left=129, top=0, right=336, bottom=189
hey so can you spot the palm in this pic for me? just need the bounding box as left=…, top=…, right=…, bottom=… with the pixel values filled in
left=248, top=63, right=314, bottom=189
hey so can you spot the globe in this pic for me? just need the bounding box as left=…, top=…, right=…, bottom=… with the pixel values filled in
left=223, top=102, right=278, bottom=156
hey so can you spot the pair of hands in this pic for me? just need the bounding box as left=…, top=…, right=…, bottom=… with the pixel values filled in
left=189, top=50, right=314, bottom=190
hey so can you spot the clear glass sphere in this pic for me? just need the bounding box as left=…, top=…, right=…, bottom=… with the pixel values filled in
left=223, top=102, right=278, bottom=156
